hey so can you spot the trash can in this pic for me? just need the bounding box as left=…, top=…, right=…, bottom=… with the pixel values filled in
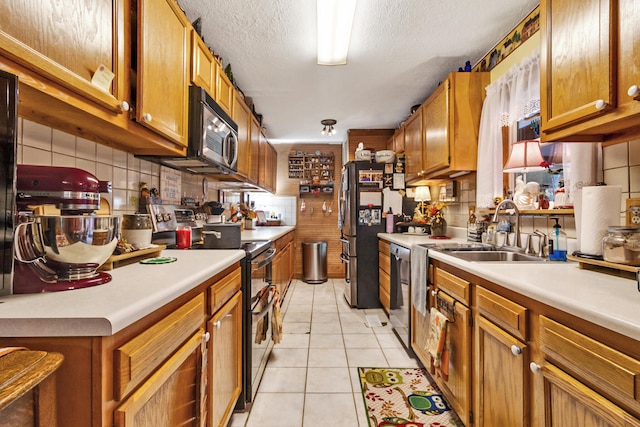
left=302, top=241, right=328, bottom=284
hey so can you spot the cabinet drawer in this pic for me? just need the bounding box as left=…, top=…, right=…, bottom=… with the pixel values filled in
left=114, top=294, right=205, bottom=400
left=379, top=251, right=391, bottom=276
left=379, top=269, right=390, bottom=311
left=378, top=240, right=390, bottom=254
left=434, top=267, right=470, bottom=306
left=210, top=268, right=242, bottom=314
left=476, top=286, right=527, bottom=341
left=540, top=316, right=640, bottom=411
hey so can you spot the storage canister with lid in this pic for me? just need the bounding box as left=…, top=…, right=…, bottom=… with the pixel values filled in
left=602, top=226, right=640, bottom=266
left=121, top=214, right=153, bottom=249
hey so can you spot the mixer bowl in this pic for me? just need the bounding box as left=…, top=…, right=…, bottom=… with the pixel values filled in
left=26, top=215, right=120, bottom=278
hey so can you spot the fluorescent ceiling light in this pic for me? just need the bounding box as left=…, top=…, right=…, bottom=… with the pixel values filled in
left=317, top=0, right=357, bottom=65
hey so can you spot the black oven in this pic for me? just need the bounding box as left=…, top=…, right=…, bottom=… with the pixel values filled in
left=236, top=240, right=276, bottom=410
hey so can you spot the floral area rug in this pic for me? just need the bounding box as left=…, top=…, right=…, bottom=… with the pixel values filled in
left=358, top=367, right=463, bottom=427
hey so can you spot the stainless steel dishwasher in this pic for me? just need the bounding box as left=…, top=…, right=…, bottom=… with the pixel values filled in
left=389, top=243, right=411, bottom=351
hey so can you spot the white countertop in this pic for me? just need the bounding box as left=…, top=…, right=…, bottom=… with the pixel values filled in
left=241, top=225, right=295, bottom=242
left=0, top=226, right=295, bottom=339
left=0, top=249, right=245, bottom=337
left=378, top=231, right=640, bottom=343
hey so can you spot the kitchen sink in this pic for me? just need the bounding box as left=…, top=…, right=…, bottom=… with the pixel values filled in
left=446, top=250, right=548, bottom=262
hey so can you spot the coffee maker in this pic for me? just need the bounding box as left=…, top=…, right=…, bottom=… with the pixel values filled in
left=13, top=165, right=120, bottom=294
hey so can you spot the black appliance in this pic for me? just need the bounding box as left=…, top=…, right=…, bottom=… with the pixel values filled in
left=0, top=71, right=18, bottom=296
left=137, top=85, right=238, bottom=174
left=236, top=240, right=277, bottom=410
left=338, top=161, right=385, bottom=308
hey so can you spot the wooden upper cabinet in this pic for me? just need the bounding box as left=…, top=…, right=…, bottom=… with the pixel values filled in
left=422, top=72, right=488, bottom=179
left=403, top=108, right=423, bottom=182
left=136, top=0, right=190, bottom=147
left=216, top=65, right=234, bottom=117
left=233, top=93, right=251, bottom=178
left=249, top=116, right=261, bottom=184
left=392, top=127, right=405, bottom=153
left=0, top=0, right=127, bottom=113
left=541, top=0, right=640, bottom=143
left=190, top=30, right=215, bottom=97
left=258, top=134, right=277, bottom=193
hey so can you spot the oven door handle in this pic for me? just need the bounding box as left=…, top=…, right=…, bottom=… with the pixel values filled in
left=251, top=248, right=277, bottom=269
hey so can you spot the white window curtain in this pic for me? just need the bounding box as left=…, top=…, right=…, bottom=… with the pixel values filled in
left=476, top=51, right=540, bottom=208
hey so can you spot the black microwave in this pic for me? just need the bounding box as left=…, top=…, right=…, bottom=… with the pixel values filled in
left=138, top=86, right=238, bottom=174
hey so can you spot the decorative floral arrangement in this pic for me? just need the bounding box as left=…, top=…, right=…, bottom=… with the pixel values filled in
left=427, top=202, right=447, bottom=224
left=239, top=203, right=256, bottom=219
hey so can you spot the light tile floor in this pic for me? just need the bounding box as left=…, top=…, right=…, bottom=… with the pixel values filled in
left=228, top=278, right=421, bottom=427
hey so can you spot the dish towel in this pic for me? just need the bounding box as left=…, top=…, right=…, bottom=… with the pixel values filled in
left=254, top=288, right=270, bottom=344
left=426, top=307, right=450, bottom=381
left=410, top=244, right=430, bottom=316
left=271, top=292, right=283, bottom=344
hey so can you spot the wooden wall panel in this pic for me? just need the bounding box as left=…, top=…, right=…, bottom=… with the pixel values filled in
left=274, top=143, right=343, bottom=279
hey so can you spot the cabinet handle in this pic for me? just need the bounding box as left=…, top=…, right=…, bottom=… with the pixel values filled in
left=214, top=321, right=221, bottom=329
left=203, top=331, right=210, bottom=342
left=628, top=85, right=640, bottom=98
left=142, top=113, right=152, bottom=122
left=594, top=99, right=607, bottom=110
left=119, top=101, right=130, bottom=112
left=510, top=345, right=522, bottom=356
left=529, top=362, right=542, bottom=374
left=431, top=290, right=437, bottom=297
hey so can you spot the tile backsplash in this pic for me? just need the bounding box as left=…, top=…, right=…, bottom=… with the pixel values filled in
left=18, top=118, right=161, bottom=216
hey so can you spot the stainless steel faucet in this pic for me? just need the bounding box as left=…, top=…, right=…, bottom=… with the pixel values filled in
left=492, top=199, right=521, bottom=248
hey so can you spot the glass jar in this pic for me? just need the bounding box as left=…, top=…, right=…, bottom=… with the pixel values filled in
left=602, top=226, right=640, bottom=266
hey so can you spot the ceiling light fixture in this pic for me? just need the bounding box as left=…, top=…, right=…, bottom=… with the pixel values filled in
left=320, top=119, right=337, bottom=135
left=317, top=0, right=357, bottom=65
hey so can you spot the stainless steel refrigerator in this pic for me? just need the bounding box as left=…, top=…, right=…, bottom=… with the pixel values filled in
left=338, top=161, right=385, bottom=308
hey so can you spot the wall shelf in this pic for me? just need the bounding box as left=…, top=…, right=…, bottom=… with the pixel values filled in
left=288, top=152, right=335, bottom=181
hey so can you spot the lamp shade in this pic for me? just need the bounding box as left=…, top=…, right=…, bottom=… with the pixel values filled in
left=503, top=140, right=546, bottom=173
left=414, top=186, right=431, bottom=202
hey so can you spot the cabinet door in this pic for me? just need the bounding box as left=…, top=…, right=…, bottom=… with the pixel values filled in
left=215, top=66, right=234, bottom=117
left=404, top=108, right=423, bottom=182
left=137, top=0, right=190, bottom=146
left=423, top=80, right=450, bottom=174
left=476, top=315, right=528, bottom=427
left=0, top=0, right=126, bottom=113
left=114, top=329, right=206, bottom=427
left=208, top=291, right=243, bottom=427
left=618, top=0, right=640, bottom=113
left=233, top=94, right=252, bottom=178
left=393, top=127, right=405, bottom=153
left=541, top=363, right=640, bottom=427
left=249, top=116, right=261, bottom=183
left=540, top=0, right=614, bottom=133
left=191, top=30, right=215, bottom=97
left=431, top=290, right=472, bottom=427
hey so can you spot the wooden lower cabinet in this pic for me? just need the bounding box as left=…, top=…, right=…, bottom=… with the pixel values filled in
left=378, top=240, right=391, bottom=313
left=540, top=363, right=640, bottom=427
left=475, top=315, right=528, bottom=427
left=423, top=258, right=640, bottom=427
left=430, top=281, right=472, bottom=427
left=114, top=329, right=207, bottom=427
left=208, top=291, right=243, bottom=427
left=0, top=263, right=243, bottom=427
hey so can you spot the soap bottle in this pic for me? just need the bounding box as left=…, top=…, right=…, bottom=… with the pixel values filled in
left=548, top=218, right=567, bottom=261
left=386, top=208, right=394, bottom=233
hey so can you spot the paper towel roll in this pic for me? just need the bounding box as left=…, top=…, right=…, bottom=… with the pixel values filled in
left=579, top=185, right=621, bottom=255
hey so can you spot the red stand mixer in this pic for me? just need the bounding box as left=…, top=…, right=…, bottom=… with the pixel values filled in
left=13, top=165, right=120, bottom=293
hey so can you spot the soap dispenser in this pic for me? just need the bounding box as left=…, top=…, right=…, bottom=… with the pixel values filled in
left=548, top=218, right=567, bottom=261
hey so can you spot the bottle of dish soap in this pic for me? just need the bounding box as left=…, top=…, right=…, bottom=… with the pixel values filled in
left=548, top=218, right=567, bottom=261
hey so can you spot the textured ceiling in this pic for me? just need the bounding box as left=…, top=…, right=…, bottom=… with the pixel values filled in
left=177, top=0, right=539, bottom=144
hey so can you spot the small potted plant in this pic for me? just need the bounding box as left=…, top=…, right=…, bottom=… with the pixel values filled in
left=240, top=203, right=257, bottom=229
